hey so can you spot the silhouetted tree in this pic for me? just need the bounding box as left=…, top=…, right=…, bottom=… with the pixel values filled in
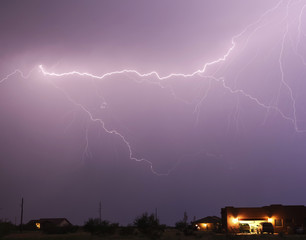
left=83, top=218, right=118, bottom=235
left=175, top=211, right=194, bottom=235
left=134, top=212, right=165, bottom=239
left=84, top=218, right=100, bottom=234
left=175, top=211, right=188, bottom=231
left=0, top=220, right=16, bottom=237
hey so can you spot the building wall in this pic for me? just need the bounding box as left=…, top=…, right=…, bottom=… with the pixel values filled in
left=221, top=205, right=306, bottom=234
left=59, top=220, right=70, bottom=227
left=196, top=222, right=214, bottom=231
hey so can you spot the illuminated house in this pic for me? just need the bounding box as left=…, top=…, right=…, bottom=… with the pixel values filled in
left=39, top=218, right=72, bottom=228
left=221, top=205, right=306, bottom=234
left=27, top=218, right=72, bottom=231
left=192, top=216, right=221, bottom=232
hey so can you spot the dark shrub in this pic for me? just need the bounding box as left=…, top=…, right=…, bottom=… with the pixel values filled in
left=175, top=220, right=188, bottom=231
left=119, top=225, right=135, bottom=236
left=98, top=221, right=118, bottom=235
left=134, top=212, right=165, bottom=239
left=0, top=221, right=16, bottom=237
left=175, top=211, right=194, bottom=235
left=83, top=218, right=100, bottom=234
left=83, top=218, right=118, bottom=235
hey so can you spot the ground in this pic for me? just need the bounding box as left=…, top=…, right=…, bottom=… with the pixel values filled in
left=2, top=230, right=306, bottom=240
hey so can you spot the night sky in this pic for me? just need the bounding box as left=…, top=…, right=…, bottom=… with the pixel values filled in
left=1, top=0, right=306, bottom=226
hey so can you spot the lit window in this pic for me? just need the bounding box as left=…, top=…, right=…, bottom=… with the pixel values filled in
left=36, top=222, right=41, bottom=229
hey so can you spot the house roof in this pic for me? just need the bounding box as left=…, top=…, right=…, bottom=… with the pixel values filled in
left=193, top=216, right=221, bottom=224
left=26, top=219, right=39, bottom=225
left=38, top=218, right=72, bottom=226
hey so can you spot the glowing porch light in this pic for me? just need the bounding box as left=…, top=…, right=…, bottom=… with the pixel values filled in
left=36, top=222, right=41, bottom=229
left=232, top=218, right=239, bottom=224
left=268, top=218, right=273, bottom=223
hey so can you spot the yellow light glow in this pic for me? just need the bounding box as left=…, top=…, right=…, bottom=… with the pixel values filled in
left=232, top=218, right=239, bottom=224
left=36, top=222, right=41, bottom=229
left=268, top=218, right=273, bottom=223
left=203, top=223, right=207, bottom=227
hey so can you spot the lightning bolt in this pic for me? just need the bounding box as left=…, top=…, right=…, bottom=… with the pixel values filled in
left=0, top=68, right=35, bottom=84
left=82, top=125, right=92, bottom=161
left=38, top=37, right=236, bottom=81
left=2, top=0, right=306, bottom=175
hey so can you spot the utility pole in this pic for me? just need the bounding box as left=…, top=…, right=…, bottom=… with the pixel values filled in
left=20, top=198, right=24, bottom=232
left=155, top=208, right=158, bottom=221
left=99, top=201, right=102, bottom=223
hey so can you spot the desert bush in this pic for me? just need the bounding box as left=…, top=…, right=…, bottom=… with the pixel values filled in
left=134, top=212, right=165, bottom=239
left=98, top=220, right=118, bottom=235
left=0, top=221, right=16, bottom=237
left=83, top=218, right=99, bottom=234
left=23, top=222, right=37, bottom=231
left=175, top=220, right=188, bottom=231
left=119, top=225, right=136, bottom=236
left=175, top=211, right=194, bottom=236
left=83, top=218, right=118, bottom=235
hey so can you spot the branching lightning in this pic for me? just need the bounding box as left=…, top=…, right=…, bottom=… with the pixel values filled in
left=2, top=0, right=306, bottom=175
left=0, top=68, right=35, bottom=84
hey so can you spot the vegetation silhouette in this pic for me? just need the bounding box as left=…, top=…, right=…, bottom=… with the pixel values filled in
left=83, top=218, right=119, bottom=236
left=175, top=211, right=194, bottom=236
left=0, top=220, right=16, bottom=237
left=134, top=212, right=165, bottom=239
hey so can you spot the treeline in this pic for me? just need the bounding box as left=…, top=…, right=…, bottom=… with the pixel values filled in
left=84, top=212, right=166, bottom=239
left=0, top=212, right=196, bottom=239
left=83, top=211, right=195, bottom=239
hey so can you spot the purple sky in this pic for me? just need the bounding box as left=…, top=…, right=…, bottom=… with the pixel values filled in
left=1, top=0, right=306, bottom=226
